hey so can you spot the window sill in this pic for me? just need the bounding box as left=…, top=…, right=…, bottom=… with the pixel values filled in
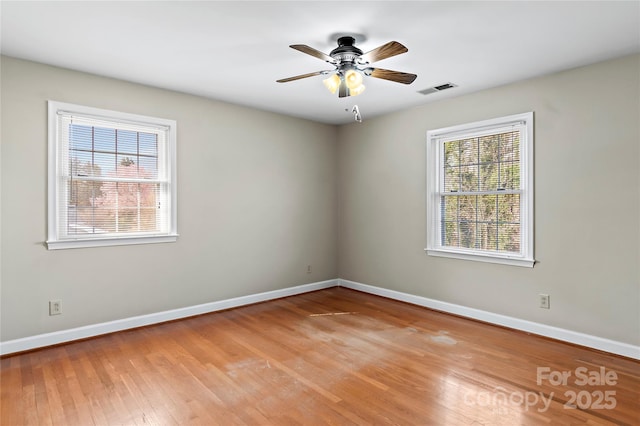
left=425, top=248, right=535, bottom=268
left=46, top=234, right=178, bottom=250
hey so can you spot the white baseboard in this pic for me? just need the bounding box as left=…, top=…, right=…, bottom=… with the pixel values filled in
left=0, top=279, right=338, bottom=356
left=3, top=277, right=638, bottom=360
left=339, top=279, right=640, bottom=360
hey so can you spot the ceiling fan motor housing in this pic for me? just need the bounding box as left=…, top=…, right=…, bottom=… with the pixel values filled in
left=330, top=36, right=363, bottom=64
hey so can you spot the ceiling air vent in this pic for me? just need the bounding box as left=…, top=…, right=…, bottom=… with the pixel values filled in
left=418, top=82, right=457, bottom=95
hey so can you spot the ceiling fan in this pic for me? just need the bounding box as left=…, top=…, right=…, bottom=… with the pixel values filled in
left=277, top=36, right=417, bottom=98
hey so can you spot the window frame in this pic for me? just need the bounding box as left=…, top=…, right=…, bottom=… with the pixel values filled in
left=425, top=112, right=534, bottom=267
left=47, top=101, right=178, bottom=250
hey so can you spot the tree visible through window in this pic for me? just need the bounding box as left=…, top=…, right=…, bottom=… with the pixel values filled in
left=68, top=125, right=160, bottom=235
left=48, top=101, right=177, bottom=249
left=441, top=130, right=521, bottom=252
left=426, top=112, right=534, bottom=267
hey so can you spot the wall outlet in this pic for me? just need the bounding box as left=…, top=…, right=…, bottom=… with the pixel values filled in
left=49, top=299, right=62, bottom=316
left=307, top=265, right=312, bottom=274
left=539, top=294, right=550, bottom=309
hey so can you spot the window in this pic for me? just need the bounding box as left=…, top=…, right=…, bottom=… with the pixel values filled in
left=426, top=112, right=534, bottom=267
left=47, top=101, right=177, bottom=249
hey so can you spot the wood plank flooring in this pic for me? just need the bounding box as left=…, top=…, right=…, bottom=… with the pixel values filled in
left=1, top=287, right=639, bottom=425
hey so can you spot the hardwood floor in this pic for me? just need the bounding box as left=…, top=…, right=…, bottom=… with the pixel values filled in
left=2, top=287, right=639, bottom=425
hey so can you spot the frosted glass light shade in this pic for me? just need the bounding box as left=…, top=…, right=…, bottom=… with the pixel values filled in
left=323, top=74, right=341, bottom=94
left=349, top=84, right=366, bottom=96
left=345, top=70, right=363, bottom=89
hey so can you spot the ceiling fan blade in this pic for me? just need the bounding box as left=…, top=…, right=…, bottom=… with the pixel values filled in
left=290, top=44, right=335, bottom=63
left=359, top=41, right=408, bottom=64
left=366, top=67, right=417, bottom=84
left=276, top=70, right=331, bottom=83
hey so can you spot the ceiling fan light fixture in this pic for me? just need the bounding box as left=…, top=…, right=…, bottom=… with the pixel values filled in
left=323, top=74, right=341, bottom=94
left=344, top=69, right=363, bottom=90
left=344, top=69, right=365, bottom=96
left=349, top=83, right=366, bottom=96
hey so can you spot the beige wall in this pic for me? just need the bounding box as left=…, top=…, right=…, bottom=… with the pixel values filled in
left=2, top=54, right=638, bottom=348
left=337, top=54, right=640, bottom=345
left=1, top=56, right=338, bottom=341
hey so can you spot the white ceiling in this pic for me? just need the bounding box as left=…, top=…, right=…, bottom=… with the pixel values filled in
left=2, top=1, right=639, bottom=125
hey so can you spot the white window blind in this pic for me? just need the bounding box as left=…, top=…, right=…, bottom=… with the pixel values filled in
left=48, top=101, right=177, bottom=249
left=426, top=112, right=534, bottom=267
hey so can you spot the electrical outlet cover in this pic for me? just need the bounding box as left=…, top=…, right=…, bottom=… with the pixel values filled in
left=49, top=300, right=62, bottom=315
